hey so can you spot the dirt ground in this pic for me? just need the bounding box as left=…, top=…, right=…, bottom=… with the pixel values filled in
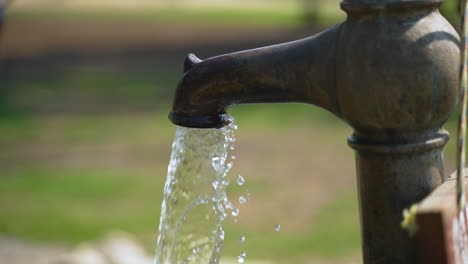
left=0, top=235, right=360, bottom=264
left=1, top=19, right=320, bottom=60
left=234, top=127, right=356, bottom=230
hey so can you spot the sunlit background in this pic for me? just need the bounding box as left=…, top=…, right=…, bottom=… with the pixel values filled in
left=0, top=0, right=461, bottom=263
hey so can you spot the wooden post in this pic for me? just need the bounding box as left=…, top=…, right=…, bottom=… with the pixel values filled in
left=417, top=170, right=468, bottom=264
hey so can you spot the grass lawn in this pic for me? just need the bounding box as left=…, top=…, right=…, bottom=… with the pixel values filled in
left=6, top=1, right=345, bottom=27
left=0, top=110, right=361, bottom=263
left=6, top=0, right=459, bottom=26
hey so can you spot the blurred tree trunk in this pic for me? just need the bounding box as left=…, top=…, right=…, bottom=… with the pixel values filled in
left=0, top=0, right=6, bottom=31
left=0, top=0, right=5, bottom=116
left=0, top=0, right=13, bottom=116
left=440, top=0, right=458, bottom=26
left=302, top=0, right=321, bottom=26
left=0, top=0, right=13, bottom=35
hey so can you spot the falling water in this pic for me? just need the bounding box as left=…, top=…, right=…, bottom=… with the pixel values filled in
left=155, top=121, right=238, bottom=264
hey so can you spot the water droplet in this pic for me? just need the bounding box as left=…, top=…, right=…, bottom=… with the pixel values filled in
left=211, top=156, right=224, bottom=172
left=219, top=228, right=225, bottom=240
left=230, top=146, right=235, bottom=150
left=237, top=251, right=247, bottom=263
left=212, top=180, right=220, bottom=190
left=192, top=247, right=201, bottom=254
left=239, top=235, right=246, bottom=243
left=274, top=224, right=281, bottom=231
left=233, top=124, right=239, bottom=130
left=236, top=175, right=245, bottom=186
left=220, top=212, right=227, bottom=221
left=239, top=196, right=247, bottom=204
left=232, top=208, right=240, bottom=217
left=232, top=155, right=237, bottom=160
left=225, top=200, right=235, bottom=210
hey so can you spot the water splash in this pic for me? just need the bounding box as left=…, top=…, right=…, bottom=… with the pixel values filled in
left=274, top=224, right=281, bottom=232
left=238, top=196, right=247, bottom=205
left=155, top=121, right=237, bottom=264
left=237, top=251, right=247, bottom=263
left=236, top=175, right=245, bottom=186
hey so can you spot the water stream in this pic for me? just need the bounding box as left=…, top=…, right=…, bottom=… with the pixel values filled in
left=155, top=121, right=239, bottom=264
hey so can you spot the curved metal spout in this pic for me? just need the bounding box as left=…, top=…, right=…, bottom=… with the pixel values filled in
left=170, top=25, right=341, bottom=128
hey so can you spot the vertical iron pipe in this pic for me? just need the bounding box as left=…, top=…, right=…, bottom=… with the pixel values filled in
left=349, top=132, right=448, bottom=263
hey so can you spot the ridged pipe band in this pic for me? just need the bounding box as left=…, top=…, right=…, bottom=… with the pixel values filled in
left=348, top=132, right=449, bottom=154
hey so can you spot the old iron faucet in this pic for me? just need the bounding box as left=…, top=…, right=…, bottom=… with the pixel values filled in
left=169, top=0, right=460, bottom=263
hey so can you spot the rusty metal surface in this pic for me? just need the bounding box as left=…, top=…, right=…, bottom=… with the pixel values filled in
left=171, top=24, right=341, bottom=123
left=341, top=0, right=443, bottom=12
left=169, top=0, right=461, bottom=263
left=349, top=137, right=446, bottom=263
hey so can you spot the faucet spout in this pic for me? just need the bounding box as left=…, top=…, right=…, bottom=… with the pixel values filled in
left=169, top=25, right=341, bottom=128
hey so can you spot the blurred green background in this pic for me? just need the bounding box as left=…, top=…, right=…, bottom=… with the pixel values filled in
left=0, top=0, right=461, bottom=263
